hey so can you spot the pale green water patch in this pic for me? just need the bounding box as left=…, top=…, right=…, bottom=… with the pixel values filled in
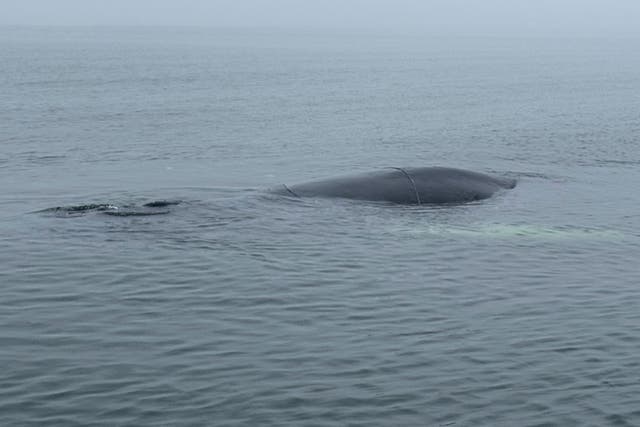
left=392, top=224, right=626, bottom=241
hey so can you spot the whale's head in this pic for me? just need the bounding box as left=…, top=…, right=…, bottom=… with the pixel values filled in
left=498, top=176, right=517, bottom=189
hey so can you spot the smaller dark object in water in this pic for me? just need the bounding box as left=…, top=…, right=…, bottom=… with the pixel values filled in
left=48, top=203, right=117, bottom=212
left=102, top=210, right=170, bottom=216
left=142, top=200, right=182, bottom=208
left=38, top=200, right=182, bottom=217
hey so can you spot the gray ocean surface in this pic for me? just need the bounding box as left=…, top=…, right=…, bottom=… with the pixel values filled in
left=1, top=26, right=640, bottom=426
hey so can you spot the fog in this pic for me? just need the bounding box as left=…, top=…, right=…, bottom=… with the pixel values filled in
left=2, top=0, right=640, bottom=36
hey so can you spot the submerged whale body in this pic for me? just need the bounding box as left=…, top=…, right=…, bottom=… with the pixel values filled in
left=274, top=167, right=516, bottom=205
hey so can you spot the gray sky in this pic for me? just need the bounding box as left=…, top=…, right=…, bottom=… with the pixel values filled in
left=2, top=0, right=640, bottom=36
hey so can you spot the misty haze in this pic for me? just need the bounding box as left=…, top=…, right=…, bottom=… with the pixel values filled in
left=2, top=1, right=640, bottom=426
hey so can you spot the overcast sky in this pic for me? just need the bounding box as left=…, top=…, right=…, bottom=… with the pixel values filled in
left=2, top=0, right=640, bottom=36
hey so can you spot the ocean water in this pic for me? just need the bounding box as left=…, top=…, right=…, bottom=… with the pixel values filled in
left=1, top=26, right=640, bottom=426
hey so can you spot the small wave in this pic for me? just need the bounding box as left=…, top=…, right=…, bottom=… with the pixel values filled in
left=595, top=159, right=640, bottom=166
left=503, top=171, right=570, bottom=182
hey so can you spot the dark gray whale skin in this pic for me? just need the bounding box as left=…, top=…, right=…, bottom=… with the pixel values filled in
left=273, top=167, right=516, bottom=205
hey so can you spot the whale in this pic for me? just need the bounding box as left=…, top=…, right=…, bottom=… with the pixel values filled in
left=273, top=167, right=516, bottom=205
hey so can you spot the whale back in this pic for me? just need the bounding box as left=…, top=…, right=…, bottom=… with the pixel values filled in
left=287, top=169, right=417, bottom=204
left=407, top=167, right=516, bottom=204
left=276, top=167, right=516, bottom=205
